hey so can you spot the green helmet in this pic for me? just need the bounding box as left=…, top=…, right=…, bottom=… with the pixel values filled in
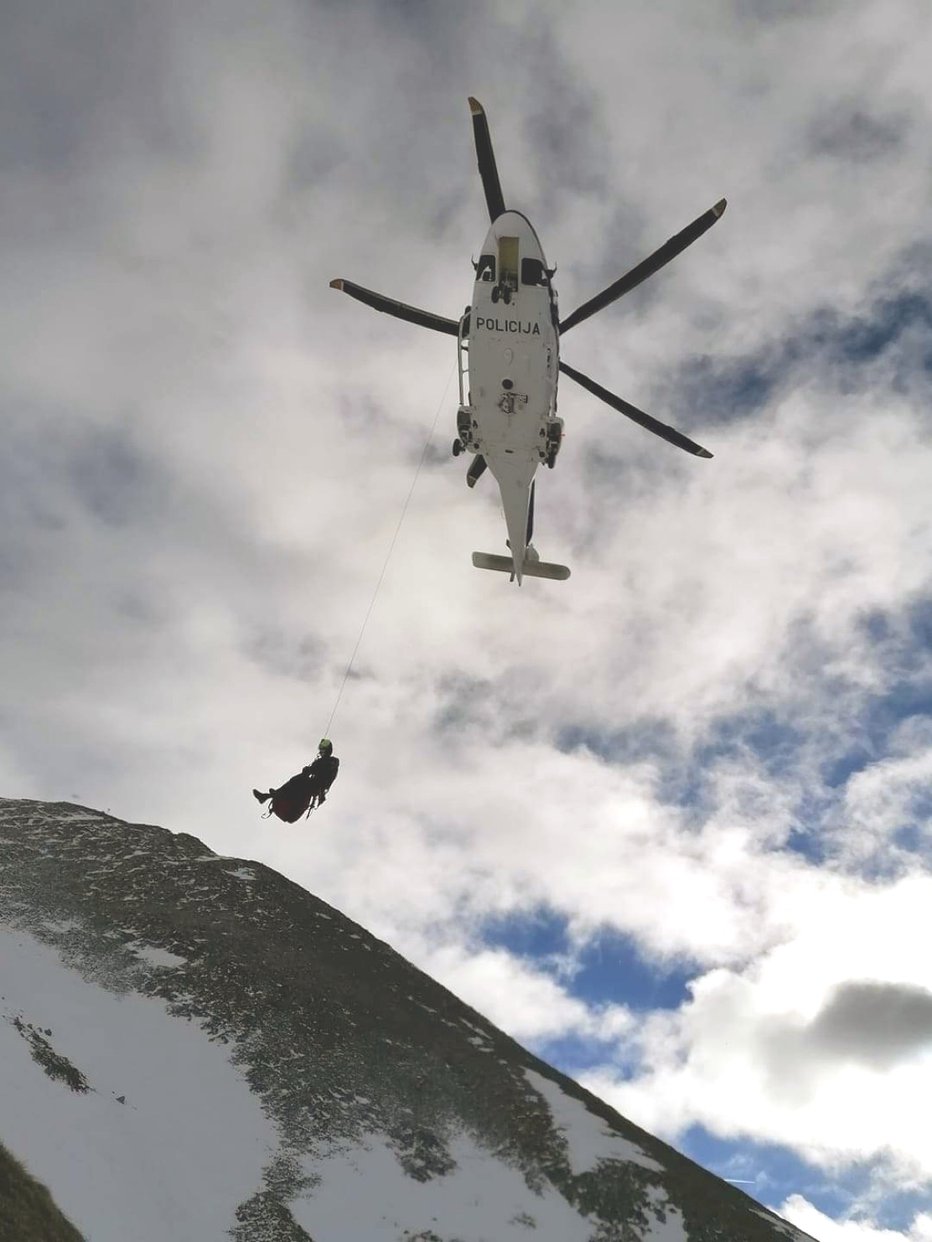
left=318, top=738, right=333, bottom=754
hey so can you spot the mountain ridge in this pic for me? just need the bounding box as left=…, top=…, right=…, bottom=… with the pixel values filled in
left=0, top=797, right=816, bottom=1241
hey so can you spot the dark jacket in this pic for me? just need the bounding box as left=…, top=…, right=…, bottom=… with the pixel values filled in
left=306, top=754, right=339, bottom=791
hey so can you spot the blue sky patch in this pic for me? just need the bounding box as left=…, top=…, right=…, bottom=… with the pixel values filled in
left=569, top=926, right=694, bottom=1013
left=680, top=1125, right=932, bottom=1233
left=679, top=1125, right=843, bottom=1215
left=664, top=285, right=932, bottom=427
left=479, top=908, right=695, bottom=1017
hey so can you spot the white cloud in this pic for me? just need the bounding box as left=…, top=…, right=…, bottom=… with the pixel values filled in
left=780, top=1196, right=932, bottom=1242
left=399, top=939, right=635, bottom=1045
left=580, top=873, right=932, bottom=1179
left=833, top=719, right=932, bottom=866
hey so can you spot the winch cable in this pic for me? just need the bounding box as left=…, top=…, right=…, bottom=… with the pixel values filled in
left=322, top=361, right=457, bottom=740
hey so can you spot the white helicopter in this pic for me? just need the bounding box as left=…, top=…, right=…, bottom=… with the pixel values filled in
left=331, top=98, right=725, bottom=584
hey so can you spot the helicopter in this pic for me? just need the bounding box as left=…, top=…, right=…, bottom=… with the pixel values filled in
left=330, top=98, right=725, bottom=584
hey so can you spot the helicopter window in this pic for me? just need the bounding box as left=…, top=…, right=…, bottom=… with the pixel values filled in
left=477, top=254, right=496, bottom=281
left=498, top=236, right=519, bottom=289
left=521, top=257, right=545, bottom=286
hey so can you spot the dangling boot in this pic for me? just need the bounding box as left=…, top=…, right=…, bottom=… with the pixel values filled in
left=253, top=789, right=271, bottom=805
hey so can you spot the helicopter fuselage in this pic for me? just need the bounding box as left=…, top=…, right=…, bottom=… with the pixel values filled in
left=459, top=211, right=564, bottom=582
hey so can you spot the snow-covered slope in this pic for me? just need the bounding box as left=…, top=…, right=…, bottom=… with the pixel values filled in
left=0, top=798, right=818, bottom=1242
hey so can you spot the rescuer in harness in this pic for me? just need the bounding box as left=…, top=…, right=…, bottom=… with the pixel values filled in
left=253, top=739, right=340, bottom=821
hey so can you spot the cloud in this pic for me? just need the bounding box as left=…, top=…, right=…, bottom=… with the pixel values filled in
left=808, top=981, right=932, bottom=1069
left=579, top=873, right=932, bottom=1183
left=780, top=1196, right=932, bottom=1242
left=399, top=938, right=635, bottom=1045
left=831, top=718, right=932, bottom=869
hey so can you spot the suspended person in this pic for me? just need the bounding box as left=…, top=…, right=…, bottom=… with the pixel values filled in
left=253, top=739, right=340, bottom=822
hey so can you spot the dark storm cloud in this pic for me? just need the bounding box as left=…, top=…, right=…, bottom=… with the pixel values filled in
left=808, top=980, right=932, bottom=1068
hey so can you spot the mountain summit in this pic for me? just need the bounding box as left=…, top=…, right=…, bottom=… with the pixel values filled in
left=0, top=798, right=815, bottom=1241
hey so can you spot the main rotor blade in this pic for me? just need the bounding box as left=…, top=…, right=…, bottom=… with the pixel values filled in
left=329, top=279, right=459, bottom=336
left=559, top=199, right=727, bottom=334
left=559, top=360, right=713, bottom=458
left=468, top=97, right=506, bottom=222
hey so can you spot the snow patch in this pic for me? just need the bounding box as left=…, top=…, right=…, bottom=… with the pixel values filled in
left=290, top=1131, right=595, bottom=1241
left=0, top=926, right=276, bottom=1242
left=130, top=943, right=188, bottom=969
left=524, top=1068, right=663, bottom=1175
left=753, top=1207, right=808, bottom=1239
left=643, top=1184, right=689, bottom=1240
left=40, top=918, right=81, bottom=934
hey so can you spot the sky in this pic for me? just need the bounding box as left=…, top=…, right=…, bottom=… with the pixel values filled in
left=2, top=0, right=931, bottom=1237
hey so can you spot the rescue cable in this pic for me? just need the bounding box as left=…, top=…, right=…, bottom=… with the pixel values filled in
left=322, top=362, right=457, bottom=738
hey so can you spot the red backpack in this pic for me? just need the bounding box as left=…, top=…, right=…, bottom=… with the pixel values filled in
left=268, top=772, right=316, bottom=822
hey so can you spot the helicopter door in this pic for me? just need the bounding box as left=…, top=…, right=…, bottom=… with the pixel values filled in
left=496, top=236, right=519, bottom=304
